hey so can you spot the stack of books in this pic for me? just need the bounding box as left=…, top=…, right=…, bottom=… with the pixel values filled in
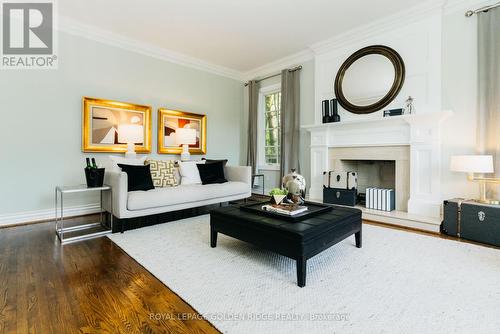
left=262, top=203, right=308, bottom=216
left=383, top=108, right=403, bottom=117
left=366, top=188, right=395, bottom=211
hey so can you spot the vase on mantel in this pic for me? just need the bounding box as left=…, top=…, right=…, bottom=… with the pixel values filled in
left=403, top=96, right=415, bottom=115
left=330, top=98, right=341, bottom=122
left=322, top=99, right=341, bottom=123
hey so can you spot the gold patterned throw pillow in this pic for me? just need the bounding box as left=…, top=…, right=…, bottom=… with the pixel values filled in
left=145, top=159, right=178, bottom=187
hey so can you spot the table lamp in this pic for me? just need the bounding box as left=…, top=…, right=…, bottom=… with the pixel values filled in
left=450, top=155, right=500, bottom=205
left=118, top=124, right=143, bottom=158
left=176, top=128, right=196, bottom=161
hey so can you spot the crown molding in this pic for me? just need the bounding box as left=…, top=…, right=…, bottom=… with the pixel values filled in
left=58, top=16, right=245, bottom=81
left=443, top=0, right=495, bottom=14
left=309, top=0, right=447, bottom=55
left=56, top=0, right=458, bottom=84
left=242, top=49, right=314, bottom=81
left=242, top=0, right=448, bottom=80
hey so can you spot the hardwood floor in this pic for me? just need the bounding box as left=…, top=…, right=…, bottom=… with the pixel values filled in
left=1, top=212, right=497, bottom=334
left=364, top=220, right=500, bottom=250
left=0, top=215, right=220, bottom=334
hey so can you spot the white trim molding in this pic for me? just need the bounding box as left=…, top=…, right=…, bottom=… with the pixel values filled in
left=443, top=0, right=497, bottom=14
left=242, top=49, right=314, bottom=81
left=0, top=203, right=101, bottom=228
left=309, top=0, right=446, bottom=55
left=55, top=0, right=458, bottom=83
left=241, top=0, right=446, bottom=81
left=58, top=16, right=245, bottom=81
left=54, top=0, right=469, bottom=84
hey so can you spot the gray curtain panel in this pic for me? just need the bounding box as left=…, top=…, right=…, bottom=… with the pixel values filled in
left=478, top=8, right=500, bottom=198
left=280, top=69, right=301, bottom=182
left=246, top=80, right=259, bottom=176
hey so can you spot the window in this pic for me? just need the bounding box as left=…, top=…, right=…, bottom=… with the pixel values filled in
left=257, top=84, right=281, bottom=170
left=263, top=91, right=281, bottom=165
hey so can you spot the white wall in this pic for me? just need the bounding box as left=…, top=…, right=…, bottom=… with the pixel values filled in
left=0, top=31, right=243, bottom=221
left=240, top=0, right=487, bottom=205
left=313, top=12, right=443, bottom=122
left=304, top=1, right=486, bottom=202
left=441, top=1, right=483, bottom=200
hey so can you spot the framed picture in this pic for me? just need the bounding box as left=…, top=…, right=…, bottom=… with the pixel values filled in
left=157, top=108, right=207, bottom=154
left=82, top=97, right=152, bottom=153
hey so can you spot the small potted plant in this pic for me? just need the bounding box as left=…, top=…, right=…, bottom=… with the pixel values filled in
left=269, top=188, right=287, bottom=205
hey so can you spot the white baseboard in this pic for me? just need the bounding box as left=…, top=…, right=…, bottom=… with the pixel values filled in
left=360, top=208, right=441, bottom=233
left=0, top=203, right=101, bottom=227
left=307, top=197, right=441, bottom=233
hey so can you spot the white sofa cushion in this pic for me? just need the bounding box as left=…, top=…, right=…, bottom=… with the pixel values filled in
left=178, top=160, right=205, bottom=185
left=108, top=155, right=147, bottom=172
left=127, top=181, right=248, bottom=211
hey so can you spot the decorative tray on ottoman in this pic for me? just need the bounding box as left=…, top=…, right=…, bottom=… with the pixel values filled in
left=240, top=201, right=333, bottom=222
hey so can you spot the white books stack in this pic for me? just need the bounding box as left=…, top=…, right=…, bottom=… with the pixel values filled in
left=365, top=188, right=395, bottom=211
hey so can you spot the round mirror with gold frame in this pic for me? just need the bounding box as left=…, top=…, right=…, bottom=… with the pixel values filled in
left=334, top=45, right=405, bottom=114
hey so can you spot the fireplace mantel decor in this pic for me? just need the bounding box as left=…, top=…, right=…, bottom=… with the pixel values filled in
left=334, top=45, right=406, bottom=115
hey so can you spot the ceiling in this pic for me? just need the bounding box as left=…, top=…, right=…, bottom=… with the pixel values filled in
left=60, top=0, right=423, bottom=74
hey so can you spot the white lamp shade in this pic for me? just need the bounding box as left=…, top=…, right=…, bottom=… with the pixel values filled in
left=117, top=124, right=143, bottom=144
left=175, top=128, right=196, bottom=145
left=450, top=155, right=494, bottom=173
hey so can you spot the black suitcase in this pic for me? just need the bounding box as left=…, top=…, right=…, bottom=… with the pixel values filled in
left=323, top=188, right=357, bottom=206
left=461, top=202, right=500, bottom=247
left=441, top=199, right=460, bottom=237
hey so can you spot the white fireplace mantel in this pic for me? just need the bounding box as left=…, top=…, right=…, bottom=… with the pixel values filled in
left=302, top=110, right=453, bottom=219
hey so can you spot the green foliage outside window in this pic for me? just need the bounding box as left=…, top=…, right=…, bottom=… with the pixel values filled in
left=264, top=92, right=281, bottom=164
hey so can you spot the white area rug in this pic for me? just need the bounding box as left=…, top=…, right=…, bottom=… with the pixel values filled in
left=108, top=215, right=500, bottom=334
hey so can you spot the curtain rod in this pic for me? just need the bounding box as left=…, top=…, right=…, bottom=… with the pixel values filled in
left=244, top=65, right=302, bottom=86
left=465, top=1, right=500, bottom=16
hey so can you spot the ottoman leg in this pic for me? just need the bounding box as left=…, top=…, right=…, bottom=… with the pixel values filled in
left=355, top=230, right=362, bottom=248
left=297, top=257, right=307, bottom=287
left=210, top=226, right=218, bottom=248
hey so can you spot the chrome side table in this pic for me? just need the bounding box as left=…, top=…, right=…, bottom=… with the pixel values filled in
left=252, top=174, right=265, bottom=195
left=55, top=185, right=113, bottom=244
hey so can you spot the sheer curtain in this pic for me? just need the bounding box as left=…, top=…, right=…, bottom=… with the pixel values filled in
left=246, top=80, right=259, bottom=176
left=478, top=8, right=500, bottom=198
left=280, top=69, right=301, bottom=182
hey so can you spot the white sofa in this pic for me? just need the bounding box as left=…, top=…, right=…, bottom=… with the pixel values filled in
left=104, top=165, right=252, bottom=220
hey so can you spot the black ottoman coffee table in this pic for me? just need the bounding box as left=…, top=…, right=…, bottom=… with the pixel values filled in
left=210, top=202, right=362, bottom=287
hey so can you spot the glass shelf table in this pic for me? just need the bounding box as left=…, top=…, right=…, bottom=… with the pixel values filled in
left=55, top=185, right=113, bottom=244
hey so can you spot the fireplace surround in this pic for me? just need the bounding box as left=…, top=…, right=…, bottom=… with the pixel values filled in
left=302, top=111, right=453, bottom=228
left=331, top=147, right=408, bottom=211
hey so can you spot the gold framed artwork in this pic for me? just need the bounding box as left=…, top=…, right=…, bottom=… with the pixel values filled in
left=157, top=108, right=207, bottom=154
left=82, top=97, right=152, bottom=153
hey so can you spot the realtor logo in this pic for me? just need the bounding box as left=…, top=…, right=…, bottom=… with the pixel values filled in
left=1, top=0, right=57, bottom=69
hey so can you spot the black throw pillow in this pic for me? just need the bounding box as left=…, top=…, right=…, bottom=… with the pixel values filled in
left=202, top=158, right=228, bottom=167
left=196, top=160, right=227, bottom=185
left=117, top=164, right=155, bottom=191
